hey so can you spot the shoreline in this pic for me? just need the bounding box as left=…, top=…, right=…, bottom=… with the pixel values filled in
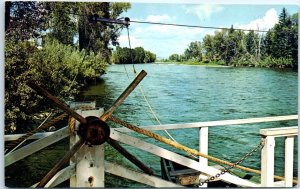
left=155, top=62, right=231, bottom=67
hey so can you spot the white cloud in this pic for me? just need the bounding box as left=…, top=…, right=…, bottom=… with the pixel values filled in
left=118, top=35, right=144, bottom=48
left=118, top=23, right=215, bottom=58
left=145, top=14, right=172, bottom=22
left=235, top=8, right=278, bottom=31
left=185, top=4, right=224, bottom=20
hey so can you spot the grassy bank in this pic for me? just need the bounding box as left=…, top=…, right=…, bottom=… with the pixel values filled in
left=156, top=60, right=229, bottom=67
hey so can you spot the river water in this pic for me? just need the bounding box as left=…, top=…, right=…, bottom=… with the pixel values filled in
left=81, top=64, right=298, bottom=178
left=6, top=63, right=298, bottom=187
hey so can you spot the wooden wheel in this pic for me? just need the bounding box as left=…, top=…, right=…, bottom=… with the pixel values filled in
left=27, top=70, right=153, bottom=187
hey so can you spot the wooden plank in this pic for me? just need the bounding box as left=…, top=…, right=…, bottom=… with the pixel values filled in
left=5, top=127, right=69, bottom=167
left=75, top=143, right=104, bottom=187
left=260, top=126, right=298, bottom=137
left=69, top=101, right=96, bottom=109
left=274, top=181, right=285, bottom=187
left=45, top=164, right=76, bottom=188
left=110, top=130, right=259, bottom=187
left=104, top=161, right=182, bottom=187
left=115, top=115, right=297, bottom=132
left=69, top=109, right=81, bottom=187
left=5, top=132, right=56, bottom=141
left=170, top=169, right=200, bottom=176
left=261, top=136, right=275, bottom=187
left=284, top=136, right=294, bottom=187
left=199, top=127, right=208, bottom=187
left=71, top=109, right=105, bottom=187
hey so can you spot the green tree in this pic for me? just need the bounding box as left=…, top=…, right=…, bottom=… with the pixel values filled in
left=202, top=35, right=215, bottom=62
left=184, top=41, right=202, bottom=61
left=169, top=54, right=180, bottom=62
left=134, top=47, right=146, bottom=63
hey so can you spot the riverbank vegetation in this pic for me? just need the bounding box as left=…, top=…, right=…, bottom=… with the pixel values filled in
left=5, top=2, right=130, bottom=133
left=160, top=8, right=298, bottom=68
left=111, top=46, right=156, bottom=64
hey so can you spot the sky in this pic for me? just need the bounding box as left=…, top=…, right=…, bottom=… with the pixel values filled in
left=117, top=4, right=298, bottom=58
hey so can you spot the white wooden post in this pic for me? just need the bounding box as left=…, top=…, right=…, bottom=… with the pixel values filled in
left=199, top=127, right=208, bottom=187
left=69, top=103, right=105, bottom=187
left=261, top=136, right=275, bottom=187
left=284, top=136, right=294, bottom=187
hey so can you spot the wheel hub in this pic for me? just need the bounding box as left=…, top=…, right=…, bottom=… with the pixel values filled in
left=78, top=116, right=110, bottom=145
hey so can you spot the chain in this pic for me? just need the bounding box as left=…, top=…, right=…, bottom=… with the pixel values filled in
left=199, top=139, right=265, bottom=186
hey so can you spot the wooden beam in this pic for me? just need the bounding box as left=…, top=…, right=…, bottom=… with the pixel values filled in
left=45, top=164, right=76, bottom=188
left=110, top=130, right=259, bottom=187
left=199, top=127, right=208, bottom=187
left=115, top=115, right=298, bottom=132
left=37, top=139, right=84, bottom=187
left=260, top=126, right=298, bottom=137
left=100, top=70, right=147, bottom=121
left=284, top=136, right=294, bottom=187
left=27, top=81, right=87, bottom=124
left=104, top=161, right=182, bottom=187
left=5, top=132, right=56, bottom=141
left=261, top=136, right=275, bottom=187
left=5, top=127, right=69, bottom=167
left=70, top=108, right=105, bottom=187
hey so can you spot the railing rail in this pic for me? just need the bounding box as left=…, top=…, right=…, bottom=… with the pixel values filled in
left=4, top=114, right=298, bottom=187
left=260, top=126, right=298, bottom=187
left=115, top=115, right=298, bottom=132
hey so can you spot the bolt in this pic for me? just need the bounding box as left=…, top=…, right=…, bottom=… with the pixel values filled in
left=88, top=176, right=94, bottom=187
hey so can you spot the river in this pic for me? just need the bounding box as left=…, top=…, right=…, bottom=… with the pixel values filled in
left=6, top=63, right=298, bottom=187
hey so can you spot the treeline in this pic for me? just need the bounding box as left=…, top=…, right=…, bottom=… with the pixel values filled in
left=166, top=8, right=298, bottom=68
left=111, top=46, right=156, bottom=64
left=5, top=2, right=130, bottom=133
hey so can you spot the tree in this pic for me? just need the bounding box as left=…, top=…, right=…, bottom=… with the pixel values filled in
left=169, top=54, right=180, bottom=62
left=111, top=46, right=156, bottom=64
left=202, top=35, right=214, bottom=62
left=263, top=9, right=298, bottom=66
left=45, top=2, right=78, bottom=45
left=184, top=41, right=202, bottom=61
left=134, top=47, right=145, bottom=63
left=77, top=2, right=131, bottom=62
left=5, top=2, right=49, bottom=41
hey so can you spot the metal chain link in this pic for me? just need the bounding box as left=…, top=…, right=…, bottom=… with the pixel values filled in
left=199, top=139, right=265, bottom=186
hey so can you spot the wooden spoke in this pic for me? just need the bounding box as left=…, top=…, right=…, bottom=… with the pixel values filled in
left=107, top=137, right=153, bottom=175
left=100, top=70, right=147, bottom=121
left=27, top=81, right=87, bottom=124
left=36, top=139, right=85, bottom=187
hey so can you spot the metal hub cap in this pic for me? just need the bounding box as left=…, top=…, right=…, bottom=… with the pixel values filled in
left=78, top=116, right=110, bottom=145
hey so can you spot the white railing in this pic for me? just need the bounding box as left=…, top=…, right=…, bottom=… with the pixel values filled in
left=260, top=126, right=298, bottom=187
left=5, top=114, right=298, bottom=187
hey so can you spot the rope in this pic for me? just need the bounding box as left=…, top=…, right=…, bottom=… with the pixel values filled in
left=125, top=26, right=178, bottom=143
left=5, top=113, right=68, bottom=152
left=108, top=116, right=298, bottom=184
left=69, top=117, right=76, bottom=133
left=7, top=112, right=53, bottom=154
left=68, top=105, right=96, bottom=133
left=129, top=20, right=268, bottom=33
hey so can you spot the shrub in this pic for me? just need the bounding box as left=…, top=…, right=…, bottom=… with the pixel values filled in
left=5, top=39, right=107, bottom=133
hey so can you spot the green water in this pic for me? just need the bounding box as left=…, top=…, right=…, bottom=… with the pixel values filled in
left=81, top=64, right=298, bottom=178
left=6, top=64, right=298, bottom=187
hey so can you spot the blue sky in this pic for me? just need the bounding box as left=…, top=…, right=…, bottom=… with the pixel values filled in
left=117, top=4, right=298, bottom=58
